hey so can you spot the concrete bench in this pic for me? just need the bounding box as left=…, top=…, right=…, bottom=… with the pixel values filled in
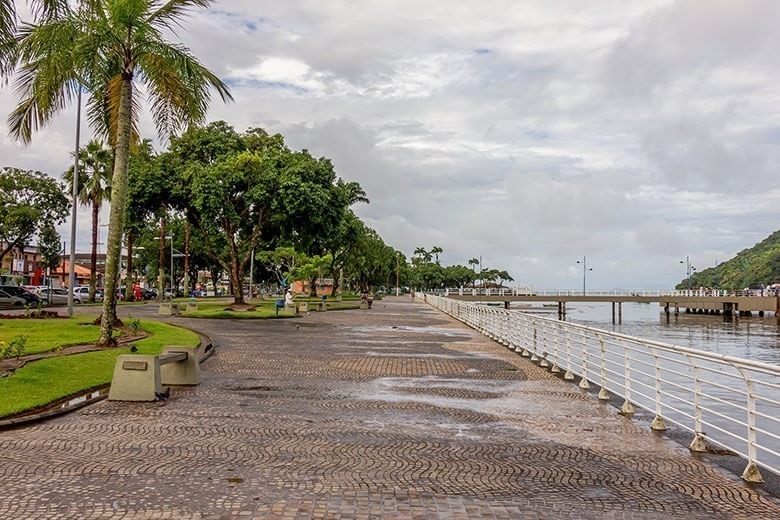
left=158, top=301, right=180, bottom=316
left=108, top=345, right=200, bottom=401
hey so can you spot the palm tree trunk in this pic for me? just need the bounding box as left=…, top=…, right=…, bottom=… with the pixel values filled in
left=98, top=78, right=132, bottom=346
left=89, top=202, right=99, bottom=302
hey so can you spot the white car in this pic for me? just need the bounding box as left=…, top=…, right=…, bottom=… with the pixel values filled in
left=0, top=289, right=26, bottom=309
left=71, top=286, right=104, bottom=303
left=36, top=287, right=70, bottom=306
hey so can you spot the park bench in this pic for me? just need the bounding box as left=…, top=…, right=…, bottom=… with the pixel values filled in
left=108, top=345, right=200, bottom=401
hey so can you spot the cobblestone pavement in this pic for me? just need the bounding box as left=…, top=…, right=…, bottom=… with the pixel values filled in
left=1, top=297, right=779, bottom=519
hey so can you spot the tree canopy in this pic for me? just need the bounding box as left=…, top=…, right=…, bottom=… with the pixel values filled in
left=0, top=167, right=69, bottom=259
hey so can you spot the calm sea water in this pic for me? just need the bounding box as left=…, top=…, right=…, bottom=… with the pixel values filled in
left=547, top=302, right=780, bottom=366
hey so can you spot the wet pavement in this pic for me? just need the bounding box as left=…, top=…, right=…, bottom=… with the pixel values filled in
left=1, top=297, right=779, bottom=519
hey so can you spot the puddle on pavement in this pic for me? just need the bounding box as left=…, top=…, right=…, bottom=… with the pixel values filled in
left=346, top=325, right=470, bottom=337
left=352, top=376, right=524, bottom=416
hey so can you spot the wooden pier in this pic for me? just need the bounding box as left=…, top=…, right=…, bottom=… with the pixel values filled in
left=445, top=293, right=780, bottom=323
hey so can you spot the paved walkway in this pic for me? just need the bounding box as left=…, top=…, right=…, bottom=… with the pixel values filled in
left=1, top=297, right=779, bottom=519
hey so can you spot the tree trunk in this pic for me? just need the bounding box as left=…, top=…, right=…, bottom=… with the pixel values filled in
left=230, top=241, right=244, bottom=305
left=98, top=78, right=133, bottom=346
left=88, top=202, right=99, bottom=302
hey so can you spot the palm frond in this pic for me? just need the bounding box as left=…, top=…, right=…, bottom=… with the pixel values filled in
left=137, top=39, right=231, bottom=136
left=8, top=19, right=80, bottom=142
left=149, top=0, right=214, bottom=33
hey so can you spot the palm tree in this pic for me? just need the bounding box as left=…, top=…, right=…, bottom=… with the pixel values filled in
left=8, top=0, right=232, bottom=345
left=63, top=139, right=112, bottom=302
left=431, top=246, right=443, bottom=265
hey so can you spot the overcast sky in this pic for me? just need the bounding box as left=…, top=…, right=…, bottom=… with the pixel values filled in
left=2, top=0, right=779, bottom=290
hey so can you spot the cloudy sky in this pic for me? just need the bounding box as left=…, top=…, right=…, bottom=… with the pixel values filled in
left=2, top=0, right=779, bottom=290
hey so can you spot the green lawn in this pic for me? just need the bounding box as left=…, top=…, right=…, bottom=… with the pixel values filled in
left=0, top=319, right=199, bottom=418
left=0, top=316, right=100, bottom=355
left=182, top=298, right=361, bottom=318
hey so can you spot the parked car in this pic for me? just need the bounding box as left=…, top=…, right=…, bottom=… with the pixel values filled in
left=0, top=289, right=26, bottom=309
left=0, top=285, right=39, bottom=305
left=71, top=286, right=104, bottom=303
left=35, top=287, right=70, bottom=306
left=140, top=288, right=157, bottom=300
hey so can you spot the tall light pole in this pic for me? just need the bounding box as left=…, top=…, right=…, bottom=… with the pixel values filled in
left=680, top=256, right=695, bottom=290
left=576, top=256, right=592, bottom=295
left=170, top=235, right=174, bottom=297
left=67, top=87, right=82, bottom=317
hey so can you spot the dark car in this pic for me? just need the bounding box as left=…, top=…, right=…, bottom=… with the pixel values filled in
left=0, top=285, right=40, bottom=305
left=140, top=288, right=157, bottom=300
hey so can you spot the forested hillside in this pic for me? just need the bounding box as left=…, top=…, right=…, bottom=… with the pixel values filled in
left=677, top=230, right=780, bottom=290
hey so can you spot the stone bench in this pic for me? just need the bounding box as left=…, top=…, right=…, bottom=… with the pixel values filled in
left=108, top=345, right=200, bottom=401
left=158, top=301, right=180, bottom=316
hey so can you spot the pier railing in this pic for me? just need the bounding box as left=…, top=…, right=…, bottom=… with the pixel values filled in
left=436, top=287, right=759, bottom=298
left=422, top=294, right=780, bottom=482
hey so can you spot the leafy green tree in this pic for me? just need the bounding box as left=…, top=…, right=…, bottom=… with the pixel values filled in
left=169, top=123, right=366, bottom=304
left=0, top=167, right=69, bottom=259
left=180, top=131, right=282, bottom=304
left=63, top=139, right=112, bottom=302
left=442, top=265, right=476, bottom=288
left=323, top=210, right=363, bottom=296
left=346, top=224, right=398, bottom=292
left=7, top=0, right=232, bottom=345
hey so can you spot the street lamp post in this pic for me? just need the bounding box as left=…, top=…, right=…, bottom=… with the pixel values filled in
left=576, top=256, right=592, bottom=296
left=680, top=256, right=695, bottom=291
left=67, top=87, right=82, bottom=317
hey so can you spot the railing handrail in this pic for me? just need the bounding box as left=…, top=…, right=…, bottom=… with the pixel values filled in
left=433, top=287, right=777, bottom=298
left=419, top=293, right=780, bottom=482
left=498, top=304, right=780, bottom=375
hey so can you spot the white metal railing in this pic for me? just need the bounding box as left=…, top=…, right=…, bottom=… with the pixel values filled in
left=422, top=294, right=780, bottom=482
left=435, top=287, right=766, bottom=298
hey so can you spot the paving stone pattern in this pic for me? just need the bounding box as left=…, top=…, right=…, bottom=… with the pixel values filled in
left=1, top=298, right=779, bottom=519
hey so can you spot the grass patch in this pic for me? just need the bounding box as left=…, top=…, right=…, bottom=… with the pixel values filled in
left=0, top=320, right=198, bottom=418
left=0, top=316, right=100, bottom=355
left=182, top=298, right=361, bottom=318
left=183, top=300, right=288, bottom=319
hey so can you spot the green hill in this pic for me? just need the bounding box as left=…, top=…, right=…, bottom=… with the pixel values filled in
left=677, top=230, right=780, bottom=290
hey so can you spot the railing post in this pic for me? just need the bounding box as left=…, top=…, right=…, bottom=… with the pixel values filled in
left=735, top=367, right=764, bottom=483
left=689, top=358, right=707, bottom=452
left=578, top=329, right=590, bottom=389
left=649, top=346, right=666, bottom=431
left=619, top=339, right=635, bottom=415
left=563, top=325, right=574, bottom=380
